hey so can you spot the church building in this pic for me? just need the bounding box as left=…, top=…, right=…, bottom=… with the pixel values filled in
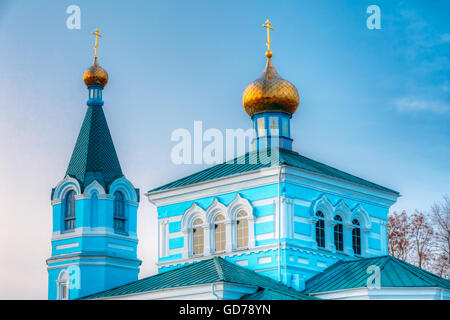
left=47, top=23, right=450, bottom=300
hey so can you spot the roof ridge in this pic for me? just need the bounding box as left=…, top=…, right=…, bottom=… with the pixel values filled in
left=304, top=259, right=345, bottom=288
left=212, top=257, right=226, bottom=281
left=388, top=256, right=449, bottom=287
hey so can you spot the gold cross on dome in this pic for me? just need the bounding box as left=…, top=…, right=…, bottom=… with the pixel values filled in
left=262, top=19, right=274, bottom=57
left=258, top=119, right=265, bottom=136
left=283, top=121, right=288, bottom=135
left=92, top=28, right=102, bottom=59
left=270, top=119, right=278, bottom=129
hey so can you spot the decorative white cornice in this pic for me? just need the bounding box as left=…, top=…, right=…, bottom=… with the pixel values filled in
left=146, top=166, right=281, bottom=207
left=51, top=227, right=138, bottom=242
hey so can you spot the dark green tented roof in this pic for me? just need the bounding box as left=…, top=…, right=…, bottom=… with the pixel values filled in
left=148, top=148, right=399, bottom=195
left=80, top=257, right=314, bottom=300
left=66, top=105, right=123, bottom=190
left=303, top=255, right=450, bottom=294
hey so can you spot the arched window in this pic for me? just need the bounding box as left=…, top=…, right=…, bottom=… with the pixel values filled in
left=315, top=211, right=325, bottom=248
left=56, top=270, right=69, bottom=300
left=114, top=191, right=126, bottom=234
left=334, top=215, right=344, bottom=252
left=192, top=218, right=204, bottom=255
left=236, top=210, right=249, bottom=249
left=352, top=219, right=361, bottom=256
left=63, top=190, right=76, bottom=232
left=214, top=214, right=226, bottom=252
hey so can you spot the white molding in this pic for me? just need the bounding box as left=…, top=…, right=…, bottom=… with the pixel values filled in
left=55, top=242, right=79, bottom=250
left=91, top=282, right=258, bottom=300
left=284, top=167, right=399, bottom=208
left=157, top=245, right=279, bottom=269
left=147, top=166, right=281, bottom=207
left=312, top=287, right=450, bottom=300
left=51, top=227, right=138, bottom=242
left=255, top=232, right=275, bottom=241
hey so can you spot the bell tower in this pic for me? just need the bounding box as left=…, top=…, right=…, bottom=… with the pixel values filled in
left=47, top=29, right=141, bottom=300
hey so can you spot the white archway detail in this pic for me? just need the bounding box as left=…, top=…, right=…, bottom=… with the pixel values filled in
left=181, top=202, right=206, bottom=230
left=311, top=194, right=333, bottom=222
left=109, top=177, right=138, bottom=203
left=206, top=198, right=228, bottom=224
left=53, top=176, right=81, bottom=201
left=334, top=199, right=352, bottom=223
left=84, top=180, right=106, bottom=196
left=351, top=204, right=372, bottom=231
left=206, top=198, right=230, bottom=252
left=56, top=269, right=70, bottom=300
left=180, top=203, right=208, bottom=257
left=227, top=194, right=255, bottom=250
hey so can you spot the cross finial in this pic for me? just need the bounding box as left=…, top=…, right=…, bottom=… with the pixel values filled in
left=91, top=28, right=102, bottom=60
left=262, top=19, right=274, bottom=58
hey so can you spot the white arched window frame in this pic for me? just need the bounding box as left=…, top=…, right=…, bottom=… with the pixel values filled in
left=236, top=211, right=249, bottom=249
left=180, top=203, right=208, bottom=258
left=227, top=194, right=255, bottom=251
left=333, top=215, right=344, bottom=252
left=206, top=198, right=231, bottom=253
left=192, top=218, right=205, bottom=256
left=350, top=205, right=372, bottom=257
left=310, top=195, right=333, bottom=250
left=113, top=191, right=128, bottom=234
left=352, top=219, right=362, bottom=256
left=56, top=269, right=70, bottom=300
left=62, top=189, right=77, bottom=232
left=333, top=200, right=352, bottom=254
left=214, top=214, right=227, bottom=253
left=314, top=211, right=326, bottom=248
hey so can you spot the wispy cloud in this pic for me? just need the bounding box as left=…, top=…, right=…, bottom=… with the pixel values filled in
left=440, top=33, right=450, bottom=44
left=394, top=97, right=450, bottom=114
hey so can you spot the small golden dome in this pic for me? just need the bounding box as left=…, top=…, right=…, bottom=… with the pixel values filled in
left=83, top=57, right=109, bottom=87
left=242, top=58, right=299, bottom=117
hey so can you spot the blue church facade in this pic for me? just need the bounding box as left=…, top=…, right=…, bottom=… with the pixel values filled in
left=145, top=37, right=399, bottom=290
left=48, top=24, right=450, bottom=300
left=147, top=148, right=398, bottom=290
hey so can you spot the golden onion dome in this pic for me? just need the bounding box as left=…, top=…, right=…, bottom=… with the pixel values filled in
left=242, top=58, right=299, bottom=117
left=83, top=57, right=109, bottom=87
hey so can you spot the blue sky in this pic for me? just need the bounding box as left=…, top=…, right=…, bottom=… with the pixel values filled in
left=0, top=0, right=448, bottom=298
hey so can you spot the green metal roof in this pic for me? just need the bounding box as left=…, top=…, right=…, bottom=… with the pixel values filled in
left=241, top=287, right=318, bottom=300
left=66, top=105, right=123, bottom=191
left=303, top=255, right=450, bottom=294
left=80, top=257, right=314, bottom=300
left=148, top=148, right=399, bottom=195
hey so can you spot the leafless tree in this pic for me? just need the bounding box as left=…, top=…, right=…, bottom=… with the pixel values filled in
left=409, top=211, right=434, bottom=269
left=387, top=211, right=411, bottom=262
left=430, top=195, right=450, bottom=279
